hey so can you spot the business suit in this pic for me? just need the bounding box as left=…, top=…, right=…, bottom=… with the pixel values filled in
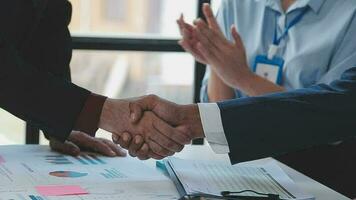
left=218, top=67, right=356, bottom=197
left=0, top=0, right=91, bottom=142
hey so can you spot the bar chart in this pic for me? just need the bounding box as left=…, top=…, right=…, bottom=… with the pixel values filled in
left=100, top=168, right=127, bottom=179
left=74, top=154, right=106, bottom=165
left=44, top=155, right=73, bottom=165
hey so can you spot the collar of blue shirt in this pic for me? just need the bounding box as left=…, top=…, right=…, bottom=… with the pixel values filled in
left=255, top=0, right=325, bottom=14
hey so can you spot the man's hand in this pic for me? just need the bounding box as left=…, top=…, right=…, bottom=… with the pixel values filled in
left=113, top=95, right=205, bottom=160
left=98, top=98, right=191, bottom=159
left=130, top=95, right=204, bottom=139
left=49, top=131, right=127, bottom=157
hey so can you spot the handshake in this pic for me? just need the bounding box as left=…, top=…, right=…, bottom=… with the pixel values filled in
left=50, top=95, right=204, bottom=160
left=102, top=95, right=205, bottom=160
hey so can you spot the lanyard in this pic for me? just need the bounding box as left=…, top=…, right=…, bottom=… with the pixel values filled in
left=268, top=8, right=309, bottom=59
left=273, top=8, right=309, bottom=46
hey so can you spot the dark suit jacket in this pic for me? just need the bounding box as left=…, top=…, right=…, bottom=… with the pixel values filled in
left=0, top=0, right=90, bottom=142
left=218, top=67, right=356, bottom=164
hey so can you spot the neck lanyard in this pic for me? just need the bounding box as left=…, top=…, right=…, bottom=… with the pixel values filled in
left=268, top=7, right=309, bottom=59
left=273, top=7, right=309, bottom=46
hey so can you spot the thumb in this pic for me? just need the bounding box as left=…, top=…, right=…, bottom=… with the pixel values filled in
left=129, top=95, right=158, bottom=123
left=231, top=25, right=243, bottom=48
left=129, top=101, right=145, bottom=124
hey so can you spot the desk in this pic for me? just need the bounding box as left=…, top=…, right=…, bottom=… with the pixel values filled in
left=0, top=145, right=350, bottom=200
left=145, top=144, right=350, bottom=200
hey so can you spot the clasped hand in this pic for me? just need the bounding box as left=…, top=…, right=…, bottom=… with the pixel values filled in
left=49, top=96, right=201, bottom=160
left=111, top=95, right=204, bottom=160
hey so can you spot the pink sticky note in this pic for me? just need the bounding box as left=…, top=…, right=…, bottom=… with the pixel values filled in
left=0, top=155, right=5, bottom=164
left=35, top=185, right=88, bottom=196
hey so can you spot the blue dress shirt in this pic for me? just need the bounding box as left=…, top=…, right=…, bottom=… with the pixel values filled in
left=201, top=0, right=356, bottom=102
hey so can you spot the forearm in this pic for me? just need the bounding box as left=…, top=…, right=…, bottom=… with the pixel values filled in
left=234, top=71, right=285, bottom=96
left=98, top=98, right=135, bottom=135
left=207, top=70, right=235, bottom=102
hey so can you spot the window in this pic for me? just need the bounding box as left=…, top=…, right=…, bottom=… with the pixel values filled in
left=0, top=109, right=25, bottom=144
left=70, top=50, right=194, bottom=104
left=69, top=0, right=198, bottom=38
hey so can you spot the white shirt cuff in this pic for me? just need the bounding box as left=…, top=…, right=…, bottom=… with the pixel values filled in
left=197, top=103, right=230, bottom=154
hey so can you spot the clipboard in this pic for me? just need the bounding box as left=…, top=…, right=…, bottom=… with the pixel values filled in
left=163, top=160, right=282, bottom=200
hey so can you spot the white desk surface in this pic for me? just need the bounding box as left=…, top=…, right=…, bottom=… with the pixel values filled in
left=0, top=145, right=348, bottom=199
left=144, top=144, right=350, bottom=200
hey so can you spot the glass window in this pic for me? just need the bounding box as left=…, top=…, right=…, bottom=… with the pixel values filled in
left=70, top=50, right=194, bottom=104
left=0, top=109, right=25, bottom=144
left=69, top=0, right=198, bottom=38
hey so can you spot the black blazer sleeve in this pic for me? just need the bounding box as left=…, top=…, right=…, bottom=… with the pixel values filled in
left=0, top=0, right=91, bottom=142
left=218, top=67, right=356, bottom=164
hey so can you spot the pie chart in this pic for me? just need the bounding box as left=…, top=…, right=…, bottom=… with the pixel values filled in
left=49, top=171, right=88, bottom=178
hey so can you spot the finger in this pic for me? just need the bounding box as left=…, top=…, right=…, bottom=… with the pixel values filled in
left=87, top=139, right=116, bottom=157
left=202, top=3, right=220, bottom=30
left=194, top=19, right=226, bottom=51
left=182, top=28, right=194, bottom=41
left=153, top=119, right=191, bottom=145
left=177, top=14, right=194, bottom=37
left=50, top=139, right=81, bottom=156
left=178, top=40, right=207, bottom=64
left=136, top=143, right=150, bottom=159
left=193, top=23, right=220, bottom=59
left=182, top=21, right=195, bottom=33
left=148, top=149, right=165, bottom=160
left=128, top=135, right=145, bottom=157
left=147, top=138, right=175, bottom=157
left=129, top=95, right=158, bottom=123
left=137, top=154, right=150, bottom=160
left=101, top=139, right=127, bottom=157
left=177, top=14, right=195, bottom=33
left=177, top=125, right=194, bottom=142
left=177, top=14, right=185, bottom=36
left=196, top=42, right=219, bottom=65
left=150, top=127, right=184, bottom=152
left=116, top=132, right=132, bottom=149
left=231, top=25, right=244, bottom=48
left=69, top=133, right=116, bottom=157
left=129, top=102, right=145, bottom=124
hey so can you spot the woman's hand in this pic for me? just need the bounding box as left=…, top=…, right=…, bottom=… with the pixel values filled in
left=177, top=14, right=208, bottom=64
left=192, top=4, right=252, bottom=89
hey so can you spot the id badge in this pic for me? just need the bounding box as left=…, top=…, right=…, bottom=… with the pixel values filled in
left=253, top=55, right=284, bottom=85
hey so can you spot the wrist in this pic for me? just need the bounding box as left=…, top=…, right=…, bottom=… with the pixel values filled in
left=99, top=98, right=114, bottom=132
left=233, top=69, right=255, bottom=89
left=99, top=98, right=130, bottom=133
left=181, top=104, right=204, bottom=139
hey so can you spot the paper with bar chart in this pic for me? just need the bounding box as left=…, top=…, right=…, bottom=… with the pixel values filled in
left=0, top=145, right=179, bottom=200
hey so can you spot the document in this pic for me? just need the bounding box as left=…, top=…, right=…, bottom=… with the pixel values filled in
left=0, top=145, right=180, bottom=200
left=0, top=182, right=179, bottom=200
left=167, top=158, right=314, bottom=200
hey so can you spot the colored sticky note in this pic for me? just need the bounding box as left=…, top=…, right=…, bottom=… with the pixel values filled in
left=35, top=185, right=88, bottom=196
left=0, top=155, right=5, bottom=164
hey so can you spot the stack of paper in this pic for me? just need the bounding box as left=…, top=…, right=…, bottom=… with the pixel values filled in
left=165, top=158, right=314, bottom=200
left=0, top=145, right=179, bottom=200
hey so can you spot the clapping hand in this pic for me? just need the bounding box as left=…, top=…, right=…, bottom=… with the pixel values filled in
left=178, top=3, right=252, bottom=89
